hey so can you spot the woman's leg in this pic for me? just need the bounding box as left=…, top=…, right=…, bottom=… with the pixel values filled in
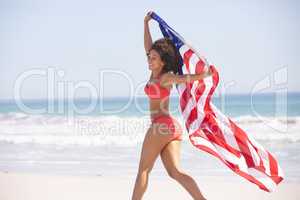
left=131, top=125, right=173, bottom=200
left=160, top=140, right=207, bottom=200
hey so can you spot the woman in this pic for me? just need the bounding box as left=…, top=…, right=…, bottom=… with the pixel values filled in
left=131, top=11, right=211, bottom=200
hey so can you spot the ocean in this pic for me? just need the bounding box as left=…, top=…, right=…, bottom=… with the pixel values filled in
left=0, top=92, right=299, bottom=182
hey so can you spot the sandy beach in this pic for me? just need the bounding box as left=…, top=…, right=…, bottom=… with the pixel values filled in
left=0, top=171, right=299, bottom=200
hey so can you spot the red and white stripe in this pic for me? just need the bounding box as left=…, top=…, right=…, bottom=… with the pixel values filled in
left=176, top=44, right=284, bottom=192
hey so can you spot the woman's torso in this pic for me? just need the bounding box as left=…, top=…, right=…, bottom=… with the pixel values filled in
left=144, top=72, right=172, bottom=120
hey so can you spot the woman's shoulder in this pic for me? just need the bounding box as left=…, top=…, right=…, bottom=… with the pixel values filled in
left=160, top=71, right=176, bottom=80
left=161, top=71, right=174, bottom=77
left=160, top=72, right=175, bottom=88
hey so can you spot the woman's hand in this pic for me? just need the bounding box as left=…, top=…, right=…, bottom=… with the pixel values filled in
left=144, top=11, right=153, bottom=23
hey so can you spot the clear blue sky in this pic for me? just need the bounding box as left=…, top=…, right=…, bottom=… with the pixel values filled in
left=1, top=0, right=299, bottom=99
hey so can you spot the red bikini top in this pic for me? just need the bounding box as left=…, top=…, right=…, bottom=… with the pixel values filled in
left=144, top=74, right=170, bottom=99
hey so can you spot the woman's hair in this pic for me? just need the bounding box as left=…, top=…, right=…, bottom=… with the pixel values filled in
left=149, top=38, right=181, bottom=74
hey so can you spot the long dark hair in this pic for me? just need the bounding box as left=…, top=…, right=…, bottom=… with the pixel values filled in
left=149, top=38, right=181, bottom=75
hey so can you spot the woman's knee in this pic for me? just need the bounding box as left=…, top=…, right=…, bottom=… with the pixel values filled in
left=137, top=167, right=153, bottom=177
left=167, top=168, right=183, bottom=180
left=138, top=160, right=155, bottom=175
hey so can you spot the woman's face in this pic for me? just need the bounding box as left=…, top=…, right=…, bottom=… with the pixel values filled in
left=147, top=49, right=164, bottom=71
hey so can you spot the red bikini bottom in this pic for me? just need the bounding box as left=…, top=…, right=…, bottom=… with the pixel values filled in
left=151, top=114, right=183, bottom=141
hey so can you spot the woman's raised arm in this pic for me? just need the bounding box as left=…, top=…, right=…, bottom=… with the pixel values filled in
left=144, top=11, right=153, bottom=55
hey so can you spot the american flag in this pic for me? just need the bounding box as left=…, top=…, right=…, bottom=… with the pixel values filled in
left=150, top=12, right=284, bottom=192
